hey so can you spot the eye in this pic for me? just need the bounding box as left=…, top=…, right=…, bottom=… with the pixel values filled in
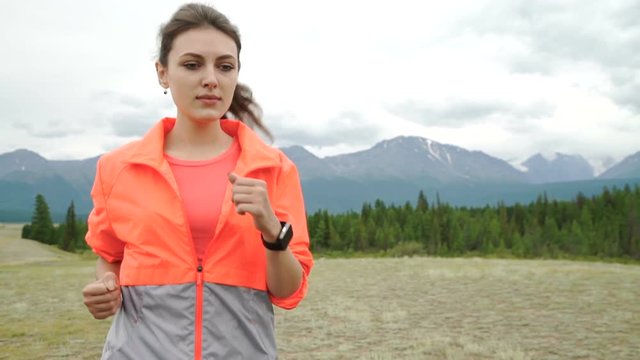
left=218, top=63, right=235, bottom=72
left=183, top=62, right=201, bottom=70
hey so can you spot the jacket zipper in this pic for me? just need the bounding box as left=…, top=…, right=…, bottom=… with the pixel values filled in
left=162, top=169, right=202, bottom=360
left=195, top=262, right=204, bottom=360
left=153, top=165, right=203, bottom=360
left=193, top=170, right=246, bottom=359
left=141, top=136, right=268, bottom=359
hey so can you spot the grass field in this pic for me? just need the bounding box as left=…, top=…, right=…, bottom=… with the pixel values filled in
left=1, top=223, right=639, bottom=359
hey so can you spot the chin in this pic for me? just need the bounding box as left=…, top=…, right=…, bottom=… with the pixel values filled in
left=177, top=106, right=227, bottom=123
left=184, top=110, right=225, bottom=123
left=193, top=116, right=222, bottom=123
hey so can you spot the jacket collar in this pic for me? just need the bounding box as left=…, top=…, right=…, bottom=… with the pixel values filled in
left=125, top=117, right=280, bottom=176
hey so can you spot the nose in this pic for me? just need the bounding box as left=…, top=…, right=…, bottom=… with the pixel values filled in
left=202, top=66, right=219, bottom=89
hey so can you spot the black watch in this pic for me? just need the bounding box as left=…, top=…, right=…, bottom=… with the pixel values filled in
left=262, top=222, right=293, bottom=251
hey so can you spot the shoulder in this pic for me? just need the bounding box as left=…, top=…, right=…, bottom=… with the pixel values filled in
left=98, top=140, right=138, bottom=165
left=265, top=147, right=300, bottom=180
left=94, top=140, right=141, bottom=180
left=249, top=136, right=298, bottom=172
left=230, top=119, right=298, bottom=170
left=273, top=148, right=297, bottom=171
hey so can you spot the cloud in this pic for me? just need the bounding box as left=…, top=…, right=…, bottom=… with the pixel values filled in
left=466, top=1, right=639, bottom=66
left=12, top=120, right=86, bottom=139
left=389, top=100, right=555, bottom=128
left=89, top=92, right=172, bottom=138
left=609, top=68, right=640, bottom=112
left=457, top=0, right=640, bottom=111
left=268, top=111, right=384, bottom=148
left=0, top=0, right=638, bottom=166
left=110, top=112, right=158, bottom=137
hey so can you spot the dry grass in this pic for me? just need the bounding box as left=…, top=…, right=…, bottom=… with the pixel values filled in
left=276, top=258, right=640, bottom=359
left=0, top=224, right=75, bottom=265
left=1, top=224, right=639, bottom=359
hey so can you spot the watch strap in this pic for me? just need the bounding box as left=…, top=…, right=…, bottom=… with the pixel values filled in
left=262, top=221, right=293, bottom=251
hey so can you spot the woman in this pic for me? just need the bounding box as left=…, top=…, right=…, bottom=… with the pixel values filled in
left=81, top=3, right=313, bottom=359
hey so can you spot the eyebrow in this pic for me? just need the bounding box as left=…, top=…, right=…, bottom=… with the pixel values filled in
left=178, top=52, right=237, bottom=62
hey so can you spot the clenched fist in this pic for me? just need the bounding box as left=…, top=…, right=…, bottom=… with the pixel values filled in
left=229, top=172, right=281, bottom=241
left=82, top=272, right=121, bottom=319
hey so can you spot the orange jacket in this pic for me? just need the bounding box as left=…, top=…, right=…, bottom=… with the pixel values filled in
left=86, top=118, right=313, bottom=359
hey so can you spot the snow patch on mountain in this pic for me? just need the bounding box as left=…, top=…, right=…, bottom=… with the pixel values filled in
left=539, top=151, right=559, bottom=162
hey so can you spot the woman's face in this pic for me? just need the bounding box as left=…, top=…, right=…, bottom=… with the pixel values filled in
left=156, top=27, right=239, bottom=123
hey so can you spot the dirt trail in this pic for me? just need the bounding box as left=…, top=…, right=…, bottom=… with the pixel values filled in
left=0, top=223, right=76, bottom=265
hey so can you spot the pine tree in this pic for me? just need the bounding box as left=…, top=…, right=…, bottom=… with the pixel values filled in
left=448, top=213, right=465, bottom=255
left=352, top=218, right=368, bottom=251
left=21, top=224, right=32, bottom=239
left=60, top=201, right=78, bottom=251
left=75, top=220, right=89, bottom=250
left=427, top=216, right=441, bottom=254
left=630, top=198, right=640, bottom=259
left=312, top=212, right=328, bottom=250
left=327, top=215, right=343, bottom=250
left=30, top=194, right=54, bottom=244
left=541, top=216, right=560, bottom=257
left=416, top=190, right=429, bottom=213
left=567, top=220, right=586, bottom=255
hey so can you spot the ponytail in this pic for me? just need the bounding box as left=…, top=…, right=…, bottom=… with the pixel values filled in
left=226, top=83, right=272, bottom=141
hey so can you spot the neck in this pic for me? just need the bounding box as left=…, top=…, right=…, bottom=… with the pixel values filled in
left=164, top=116, right=233, bottom=161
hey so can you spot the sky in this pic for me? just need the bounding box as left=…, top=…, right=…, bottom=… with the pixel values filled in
left=1, top=0, right=639, bottom=174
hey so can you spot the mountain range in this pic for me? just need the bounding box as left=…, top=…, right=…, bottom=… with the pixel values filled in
left=1, top=136, right=639, bottom=221
left=285, top=137, right=639, bottom=184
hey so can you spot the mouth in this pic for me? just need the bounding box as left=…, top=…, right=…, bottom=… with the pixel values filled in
left=196, top=95, right=222, bottom=100
left=196, top=94, right=222, bottom=105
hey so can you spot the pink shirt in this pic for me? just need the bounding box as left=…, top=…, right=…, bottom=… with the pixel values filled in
left=165, top=140, right=240, bottom=261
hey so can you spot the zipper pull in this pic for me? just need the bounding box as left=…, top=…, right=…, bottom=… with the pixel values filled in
left=197, top=264, right=203, bottom=286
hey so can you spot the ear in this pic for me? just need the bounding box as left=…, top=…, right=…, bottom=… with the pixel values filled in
left=155, top=61, right=168, bottom=89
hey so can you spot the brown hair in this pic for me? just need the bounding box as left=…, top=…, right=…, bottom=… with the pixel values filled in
left=158, top=3, right=271, bottom=139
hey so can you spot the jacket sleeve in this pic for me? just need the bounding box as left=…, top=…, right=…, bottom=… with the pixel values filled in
left=268, top=154, right=314, bottom=309
left=85, top=157, right=125, bottom=263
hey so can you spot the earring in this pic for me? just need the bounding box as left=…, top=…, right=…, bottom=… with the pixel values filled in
left=163, top=89, right=167, bottom=95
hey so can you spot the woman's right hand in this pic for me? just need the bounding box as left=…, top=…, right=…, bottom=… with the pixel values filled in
left=82, top=272, right=122, bottom=319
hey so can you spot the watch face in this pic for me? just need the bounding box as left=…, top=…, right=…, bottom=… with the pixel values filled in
left=279, top=223, right=292, bottom=240
left=279, top=222, right=293, bottom=247
left=263, top=222, right=293, bottom=251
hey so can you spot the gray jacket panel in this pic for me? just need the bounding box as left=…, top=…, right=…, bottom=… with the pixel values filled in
left=102, top=284, right=196, bottom=359
left=202, top=283, right=276, bottom=359
left=101, top=282, right=276, bottom=360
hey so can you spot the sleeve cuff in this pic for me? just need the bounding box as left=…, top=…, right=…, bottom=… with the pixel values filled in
left=269, top=270, right=308, bottom=310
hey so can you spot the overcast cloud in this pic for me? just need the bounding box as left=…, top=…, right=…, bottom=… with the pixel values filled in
left=0, top=0, right=638, bottom=174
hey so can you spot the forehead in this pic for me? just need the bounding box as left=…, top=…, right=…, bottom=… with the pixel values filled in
left=170, top=26, right=238, bottom=59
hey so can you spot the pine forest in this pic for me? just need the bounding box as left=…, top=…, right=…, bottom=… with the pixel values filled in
left=22, top=184, right=640, bottom=261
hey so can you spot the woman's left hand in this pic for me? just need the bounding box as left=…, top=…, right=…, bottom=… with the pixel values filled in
left=228, top=172, right=281, bottom=241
